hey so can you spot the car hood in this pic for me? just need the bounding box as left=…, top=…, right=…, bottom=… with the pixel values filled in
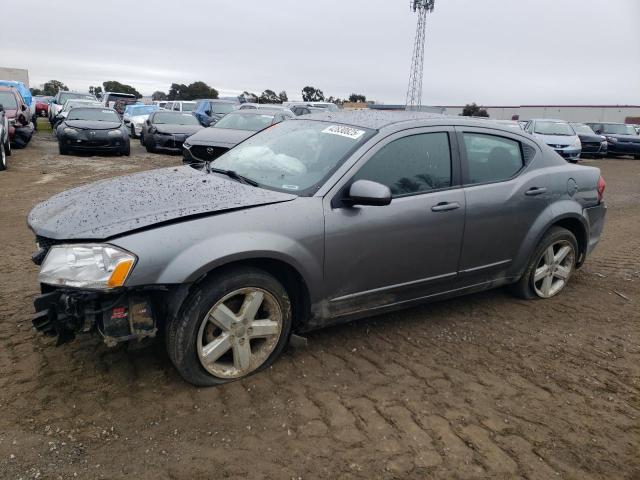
left=28, top=166, right=296, bottom=240
left=64, top=120, right=122, bottom=130
left=577, top=133, right=605, bottom=142
left=604, top=134, right=640, bottom=142
left=155, top=124, right=203, bottom=135
left=187, top=127, right=254, bottom=146
left=534, top=133, right=578, bottom=146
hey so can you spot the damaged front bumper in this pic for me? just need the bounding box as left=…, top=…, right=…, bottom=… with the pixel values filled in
left=33, top=287, right=158, bottom=347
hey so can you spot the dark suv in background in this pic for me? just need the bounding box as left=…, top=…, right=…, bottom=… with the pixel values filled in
left=587, top=122, right=640, bottom=159
left=570, top=123, right=607, bottom=158
left=193, top=99, right=237, bottom=127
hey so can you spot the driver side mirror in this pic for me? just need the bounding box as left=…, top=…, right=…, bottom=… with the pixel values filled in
left=346, top=180, right=392, bottom=207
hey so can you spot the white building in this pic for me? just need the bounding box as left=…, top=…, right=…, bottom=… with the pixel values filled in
left=441, top=105, right=640, bottom=123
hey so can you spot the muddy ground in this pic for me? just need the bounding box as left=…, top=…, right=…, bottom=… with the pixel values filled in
left=0, top=129, right=638, bottom=480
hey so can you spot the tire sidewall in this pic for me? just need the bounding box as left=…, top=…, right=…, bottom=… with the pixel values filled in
left=168, top=268, right=292, bottom=386
left=522, top=227, right=578, bottom=299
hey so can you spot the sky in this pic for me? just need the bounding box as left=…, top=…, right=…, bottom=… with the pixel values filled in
left=1, top=0, right=639, bottom=105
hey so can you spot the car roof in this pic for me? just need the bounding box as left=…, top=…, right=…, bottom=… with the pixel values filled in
left=530, top=118, right=569, bottom=122
left=298, top=110, right=468, bottom=130
left=226, top=109, right=277, bottom=116
left=0, top=86, right=17, bottom=92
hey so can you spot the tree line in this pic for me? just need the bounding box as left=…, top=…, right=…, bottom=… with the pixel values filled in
left=31, top=80, right=369, bottom=106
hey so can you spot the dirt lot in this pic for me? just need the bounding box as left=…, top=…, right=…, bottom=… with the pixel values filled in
left=0, top=129, right=638, bottom=480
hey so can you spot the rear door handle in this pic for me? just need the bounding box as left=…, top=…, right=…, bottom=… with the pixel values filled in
left=525, top=187, right=547, bottom=196
left=431, top=201, right=460, bottom=212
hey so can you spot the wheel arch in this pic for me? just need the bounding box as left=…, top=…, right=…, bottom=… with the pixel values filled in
left=186, top=256, right=312, bottom=331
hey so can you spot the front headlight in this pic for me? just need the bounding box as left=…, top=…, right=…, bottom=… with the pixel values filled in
left=571, top=138, right=581, bottom=149
left=64, top=127, right=78, bottom=135
left=108, top=129, right=123, bottom=137
left=39, top=244, right=136, bottom=290
left=606, top=136, right=618, bottom=143
left=183, top=140, right=192, bottom=148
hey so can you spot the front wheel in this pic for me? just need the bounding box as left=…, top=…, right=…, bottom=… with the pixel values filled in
left=122, top=142, right=131, bottom=156
left=58, top=142, right=68, bottom=155
left=167, top=267, right=292, bottom=386
left=511, top=227, right=578, bottom=300
left=3, top=137, right=10, bottom=157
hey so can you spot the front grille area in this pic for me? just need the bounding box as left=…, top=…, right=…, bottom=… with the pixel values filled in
left=190, top=145, right=230, bottom=162
left=582, top=142, right=602, bottom=152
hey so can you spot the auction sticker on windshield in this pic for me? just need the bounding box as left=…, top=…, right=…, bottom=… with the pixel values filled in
left=322, top=125, right=366, bottom=140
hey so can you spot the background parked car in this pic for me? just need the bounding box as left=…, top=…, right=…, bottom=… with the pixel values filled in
left=491, top=119, right=524, bottom=132
left=49, top=91, right=97, bottom=125
left=33, top=96, right=53, bottom=117
left=0, top=80, right=32, bottom=108
left=123, top=104, right=159, bottom=138
left=0, top=86, right=33, bottom=148
left=53, top=99, right=102, bottom=130
left=236, top=103, right=295, bottom=115
left=193, top=99, right=237, bottom=127
left=289, top=105, right=326, bottom=116
left=141, top=110, right=203, bottom=153
left=164, top=101, right=197, bottom=113
left=102, top=92, right=138, bottom=115
left=524, top=119, right=581, bottom=162
left=570, top=123, right=607, bottom=158
left=284, top=101, right=339, bottom=112
left=183, top=109, right=293, bottom=165
left=153, top=100, right=168, bottom=109
left=587, top=122, right=640, bottom=159
left=56, top=107, right=130, bottom=156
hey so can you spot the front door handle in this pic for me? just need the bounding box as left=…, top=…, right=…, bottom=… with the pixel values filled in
left=525, top=187, right=547, bottom=196
left=431, top=201, right=461, bottom=212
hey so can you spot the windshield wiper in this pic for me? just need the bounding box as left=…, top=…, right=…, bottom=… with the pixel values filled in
left=206, top=164, right=259, bottom=187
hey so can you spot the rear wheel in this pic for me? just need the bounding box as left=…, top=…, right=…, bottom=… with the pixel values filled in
left=511, top=227, right=578, bottom=300
left=166, top=267, right=292, bottom=386
left=4, top=136, right=10, bottom=157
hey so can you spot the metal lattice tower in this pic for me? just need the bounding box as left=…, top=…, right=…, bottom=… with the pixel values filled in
left=405, top=0, right=435, bottom=110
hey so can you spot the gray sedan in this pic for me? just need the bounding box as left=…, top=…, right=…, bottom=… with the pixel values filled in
left=28, top=111, right=607, bottom=386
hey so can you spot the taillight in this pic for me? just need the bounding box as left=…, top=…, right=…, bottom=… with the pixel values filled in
left=597, top=175, right=606, bottom=204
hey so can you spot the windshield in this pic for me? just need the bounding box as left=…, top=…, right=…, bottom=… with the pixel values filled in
left=571, top=124, right=596, bottom=135
left=59, top=92, right=95, bottom=104
left=0, top=92, right=18, bottom=109
left=63, top=100, right=100, bottom=112
left=211, top=103, right=235, bottom=114
left=312, top=103, right=339, bottom=112
left=68, top=108, right=120, bottom=122
left=534, top=121, right=575, bottom=136
left=601, top=124, right=637, bottom=135
left=212, top=120, right=375, bottom=195
left=181, top=102, right=196, bottom=112
left=153, top=112, right=199, bottom=125
left=127, top=105, right=157, bottom=116
left=214, top=113, right=274, bottom=131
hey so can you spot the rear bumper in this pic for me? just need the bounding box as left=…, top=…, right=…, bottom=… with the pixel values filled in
left=584, top=203, right=607, bottom=258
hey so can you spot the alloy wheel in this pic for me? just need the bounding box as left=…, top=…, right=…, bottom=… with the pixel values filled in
left=533, top=240, right=575, bottom=298
left=196, top=287, right=283, bottom=379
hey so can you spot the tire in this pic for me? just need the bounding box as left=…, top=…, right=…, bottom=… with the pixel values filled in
left=166, top=267, right=292, bottom=386
left=0, top=140, right=7, bottom=171
left=130, top=125, right=137, bottom=139
left=145, top=142, right=155, bottom=153
left=123, top=142, right=131, bottom=156
left=139, top=133, right=145, bottom=146
left=635, top=155, right=640, bottom=160
left=4, top=137, right=10, bottom=157
left=58, top=142, right=68, bottom=155
left=511, top=227, right=578, bottom=300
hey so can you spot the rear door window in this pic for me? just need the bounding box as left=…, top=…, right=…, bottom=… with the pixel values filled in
left=462, top=133, right=524, bottom=185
